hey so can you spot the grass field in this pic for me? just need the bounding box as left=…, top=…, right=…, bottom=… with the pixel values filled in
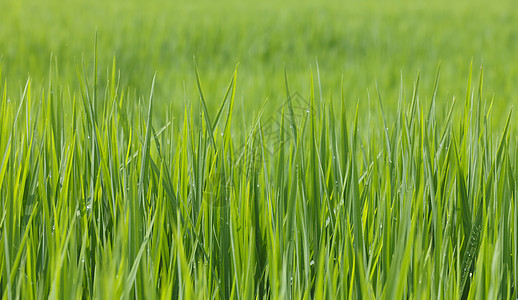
left=1, top=0, right=518, bottom=298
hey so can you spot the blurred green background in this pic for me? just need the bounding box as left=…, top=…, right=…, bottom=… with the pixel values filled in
left=1, top=0, right=517, bottom=125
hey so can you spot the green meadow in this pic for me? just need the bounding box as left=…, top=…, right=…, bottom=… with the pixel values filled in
left=1, top=0, right=518, bottom=298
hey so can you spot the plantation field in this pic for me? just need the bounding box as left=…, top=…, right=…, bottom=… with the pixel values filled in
left=2, top=0, right=518, bottom=122
left=1, top=0, right=518, bottom=298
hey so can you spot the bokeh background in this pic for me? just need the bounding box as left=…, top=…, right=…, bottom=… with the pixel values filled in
left=1, top=0, right=517, bottom=126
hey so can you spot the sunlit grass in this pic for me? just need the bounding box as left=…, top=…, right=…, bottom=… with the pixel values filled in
left=0, top=42, right=516, bottom=299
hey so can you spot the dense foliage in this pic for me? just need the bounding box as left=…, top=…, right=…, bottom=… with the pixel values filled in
left=1, top=0, right=518, bottom=298
left=0, top=53, right=516, bottom=298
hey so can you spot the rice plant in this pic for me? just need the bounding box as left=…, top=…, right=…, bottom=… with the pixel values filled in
left=0, top=43, right=516, bottom=300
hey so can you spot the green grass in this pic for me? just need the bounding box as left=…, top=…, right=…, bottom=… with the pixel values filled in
left=0, top=52, right=517, bottom=298
left=1, top=0, right=518, bottom=298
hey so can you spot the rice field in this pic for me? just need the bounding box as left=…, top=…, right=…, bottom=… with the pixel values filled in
left=1, top=0, right=518, bottom=298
